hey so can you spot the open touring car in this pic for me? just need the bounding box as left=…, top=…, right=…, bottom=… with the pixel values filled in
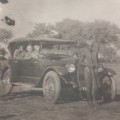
left=0, top=37, right=117, bottom=103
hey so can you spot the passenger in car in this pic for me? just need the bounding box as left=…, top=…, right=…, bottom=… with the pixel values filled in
left=19, top=47, right=26, bottom=59
left=24, top=45, right=33, bottom=59
left=13, top=46, right=24, bottom=58
left=32, top=45, right=40, bottom=59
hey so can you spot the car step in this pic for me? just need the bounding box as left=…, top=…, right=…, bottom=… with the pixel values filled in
left=12, top=83, right=43, bottom=91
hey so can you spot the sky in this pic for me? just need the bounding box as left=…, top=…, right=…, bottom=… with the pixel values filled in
left=0, top=0, right=120, bottom=37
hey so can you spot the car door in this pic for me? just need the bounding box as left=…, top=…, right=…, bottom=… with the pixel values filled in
left=33, top=57, right=47, bottom=78
left=20, top=58, right=40, bottom=85
left=9, top=58, right=22, bottom=83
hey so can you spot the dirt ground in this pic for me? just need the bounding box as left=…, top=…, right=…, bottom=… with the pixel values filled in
left=0, top=63, right=120, bottom=120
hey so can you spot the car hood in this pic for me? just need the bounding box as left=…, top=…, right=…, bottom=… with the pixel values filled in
left=43, top=54, right=77, bottom=65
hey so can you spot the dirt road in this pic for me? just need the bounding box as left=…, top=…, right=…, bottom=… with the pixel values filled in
left=0, top=90, right=120, bottom=120
left=0, top=63, right=120, bottom=120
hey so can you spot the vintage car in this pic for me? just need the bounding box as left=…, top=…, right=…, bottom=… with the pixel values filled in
left=0, top=37, right=117, bottom=103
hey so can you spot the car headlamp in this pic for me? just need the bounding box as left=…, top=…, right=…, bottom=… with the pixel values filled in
left=66, top=64, right=76, bottom=73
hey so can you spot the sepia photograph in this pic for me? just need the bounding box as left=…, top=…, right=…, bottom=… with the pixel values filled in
left=0, top=0, right=120, bottom=120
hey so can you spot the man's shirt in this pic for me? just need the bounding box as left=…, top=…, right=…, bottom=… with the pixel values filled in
left=79, top=47, right=93, bottom=67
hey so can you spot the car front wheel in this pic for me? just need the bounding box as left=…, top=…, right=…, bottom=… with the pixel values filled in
left=0, top=70, right=12, bottom=96
left=43, top=71, right=61, bottom=104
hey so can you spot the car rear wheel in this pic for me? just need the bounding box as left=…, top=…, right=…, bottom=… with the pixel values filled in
left=102, top=76, right=116, bottom=102
left=43, top=71, right=61, bottom=104
left=0, top=70, right=12, bottom=96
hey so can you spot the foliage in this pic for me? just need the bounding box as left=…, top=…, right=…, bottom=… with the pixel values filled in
left=28, top=19, right=120, bottom=44
left=27, top=19, right=120, bottom=61
left=81, top=20, right=120, bottom=44
left=55, top=18, right=85, bottom=41
left=0, top=28, right=13, bottom=43
left=27, top=23, right=55, bottom=38
left=101, top=46, right=116, bottom=57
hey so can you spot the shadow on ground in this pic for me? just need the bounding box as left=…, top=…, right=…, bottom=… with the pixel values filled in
left=0, top=90, right=43, bottom=101
left=0, top=114, right=16, bottom=120
left=0, top=88, right=81, bottom=103
left=0, top=88, right=119, bottom=105
left=114, top=95, right=120, bottom=101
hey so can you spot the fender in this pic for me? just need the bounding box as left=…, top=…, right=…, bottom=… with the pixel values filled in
left=42, top=66, right=69, bottom=77
left=105, top=67, right=116, bottom=75
left=0, top=65, right=9, bottom=80
left=38, top=66, right=69, bottom=87
left=49, top=66, right=69, bottom=75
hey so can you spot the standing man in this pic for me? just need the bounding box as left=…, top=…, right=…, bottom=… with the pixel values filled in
left=78, top=39, right=99, bottom=107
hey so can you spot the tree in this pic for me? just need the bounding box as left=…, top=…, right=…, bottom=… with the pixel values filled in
left=27, top=23, right=55, bottom=38
left=100, top=46, right=117, bottom=62
left=81, top=20, right=120, bottom=44
left=27, top=19, right=85, bottom=41
left=27, top=19, right=120, bottom=48
left=27, top=19, right=120, bottom=62
left=55, top=18, right=85, bottom=41
left=0, top=28, right=13, bottom=43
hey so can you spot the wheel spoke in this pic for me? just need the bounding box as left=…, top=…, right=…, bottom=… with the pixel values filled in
left=43, top=71, right=61, bottom=103
left=44, top=77, right=56, bottom=100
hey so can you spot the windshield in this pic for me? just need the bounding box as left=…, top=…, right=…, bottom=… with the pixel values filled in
left=41, top=43, right=75, bottom=56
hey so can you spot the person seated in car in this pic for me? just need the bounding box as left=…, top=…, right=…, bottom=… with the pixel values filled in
left=24, top=45, right=33, bottom=59
left=32, top=45, right=40, bottom=59
left=13, top=45, right=24, bottom=58
left=19, top=46, right=26, bottom=59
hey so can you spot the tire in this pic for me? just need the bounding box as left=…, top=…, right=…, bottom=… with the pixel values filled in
left=0, top=70, right=12, bottom=96
left=43, top=71, right=61, bottom=104
left=102, top=76, right=117, bottom=102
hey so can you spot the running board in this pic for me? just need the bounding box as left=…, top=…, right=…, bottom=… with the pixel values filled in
left=12, top=83, right=43, bottom=91
left=29, top=87, right=43, bottom=91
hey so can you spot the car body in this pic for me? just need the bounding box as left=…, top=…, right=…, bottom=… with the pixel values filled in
left=0, top=37, right=117, bottom=103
